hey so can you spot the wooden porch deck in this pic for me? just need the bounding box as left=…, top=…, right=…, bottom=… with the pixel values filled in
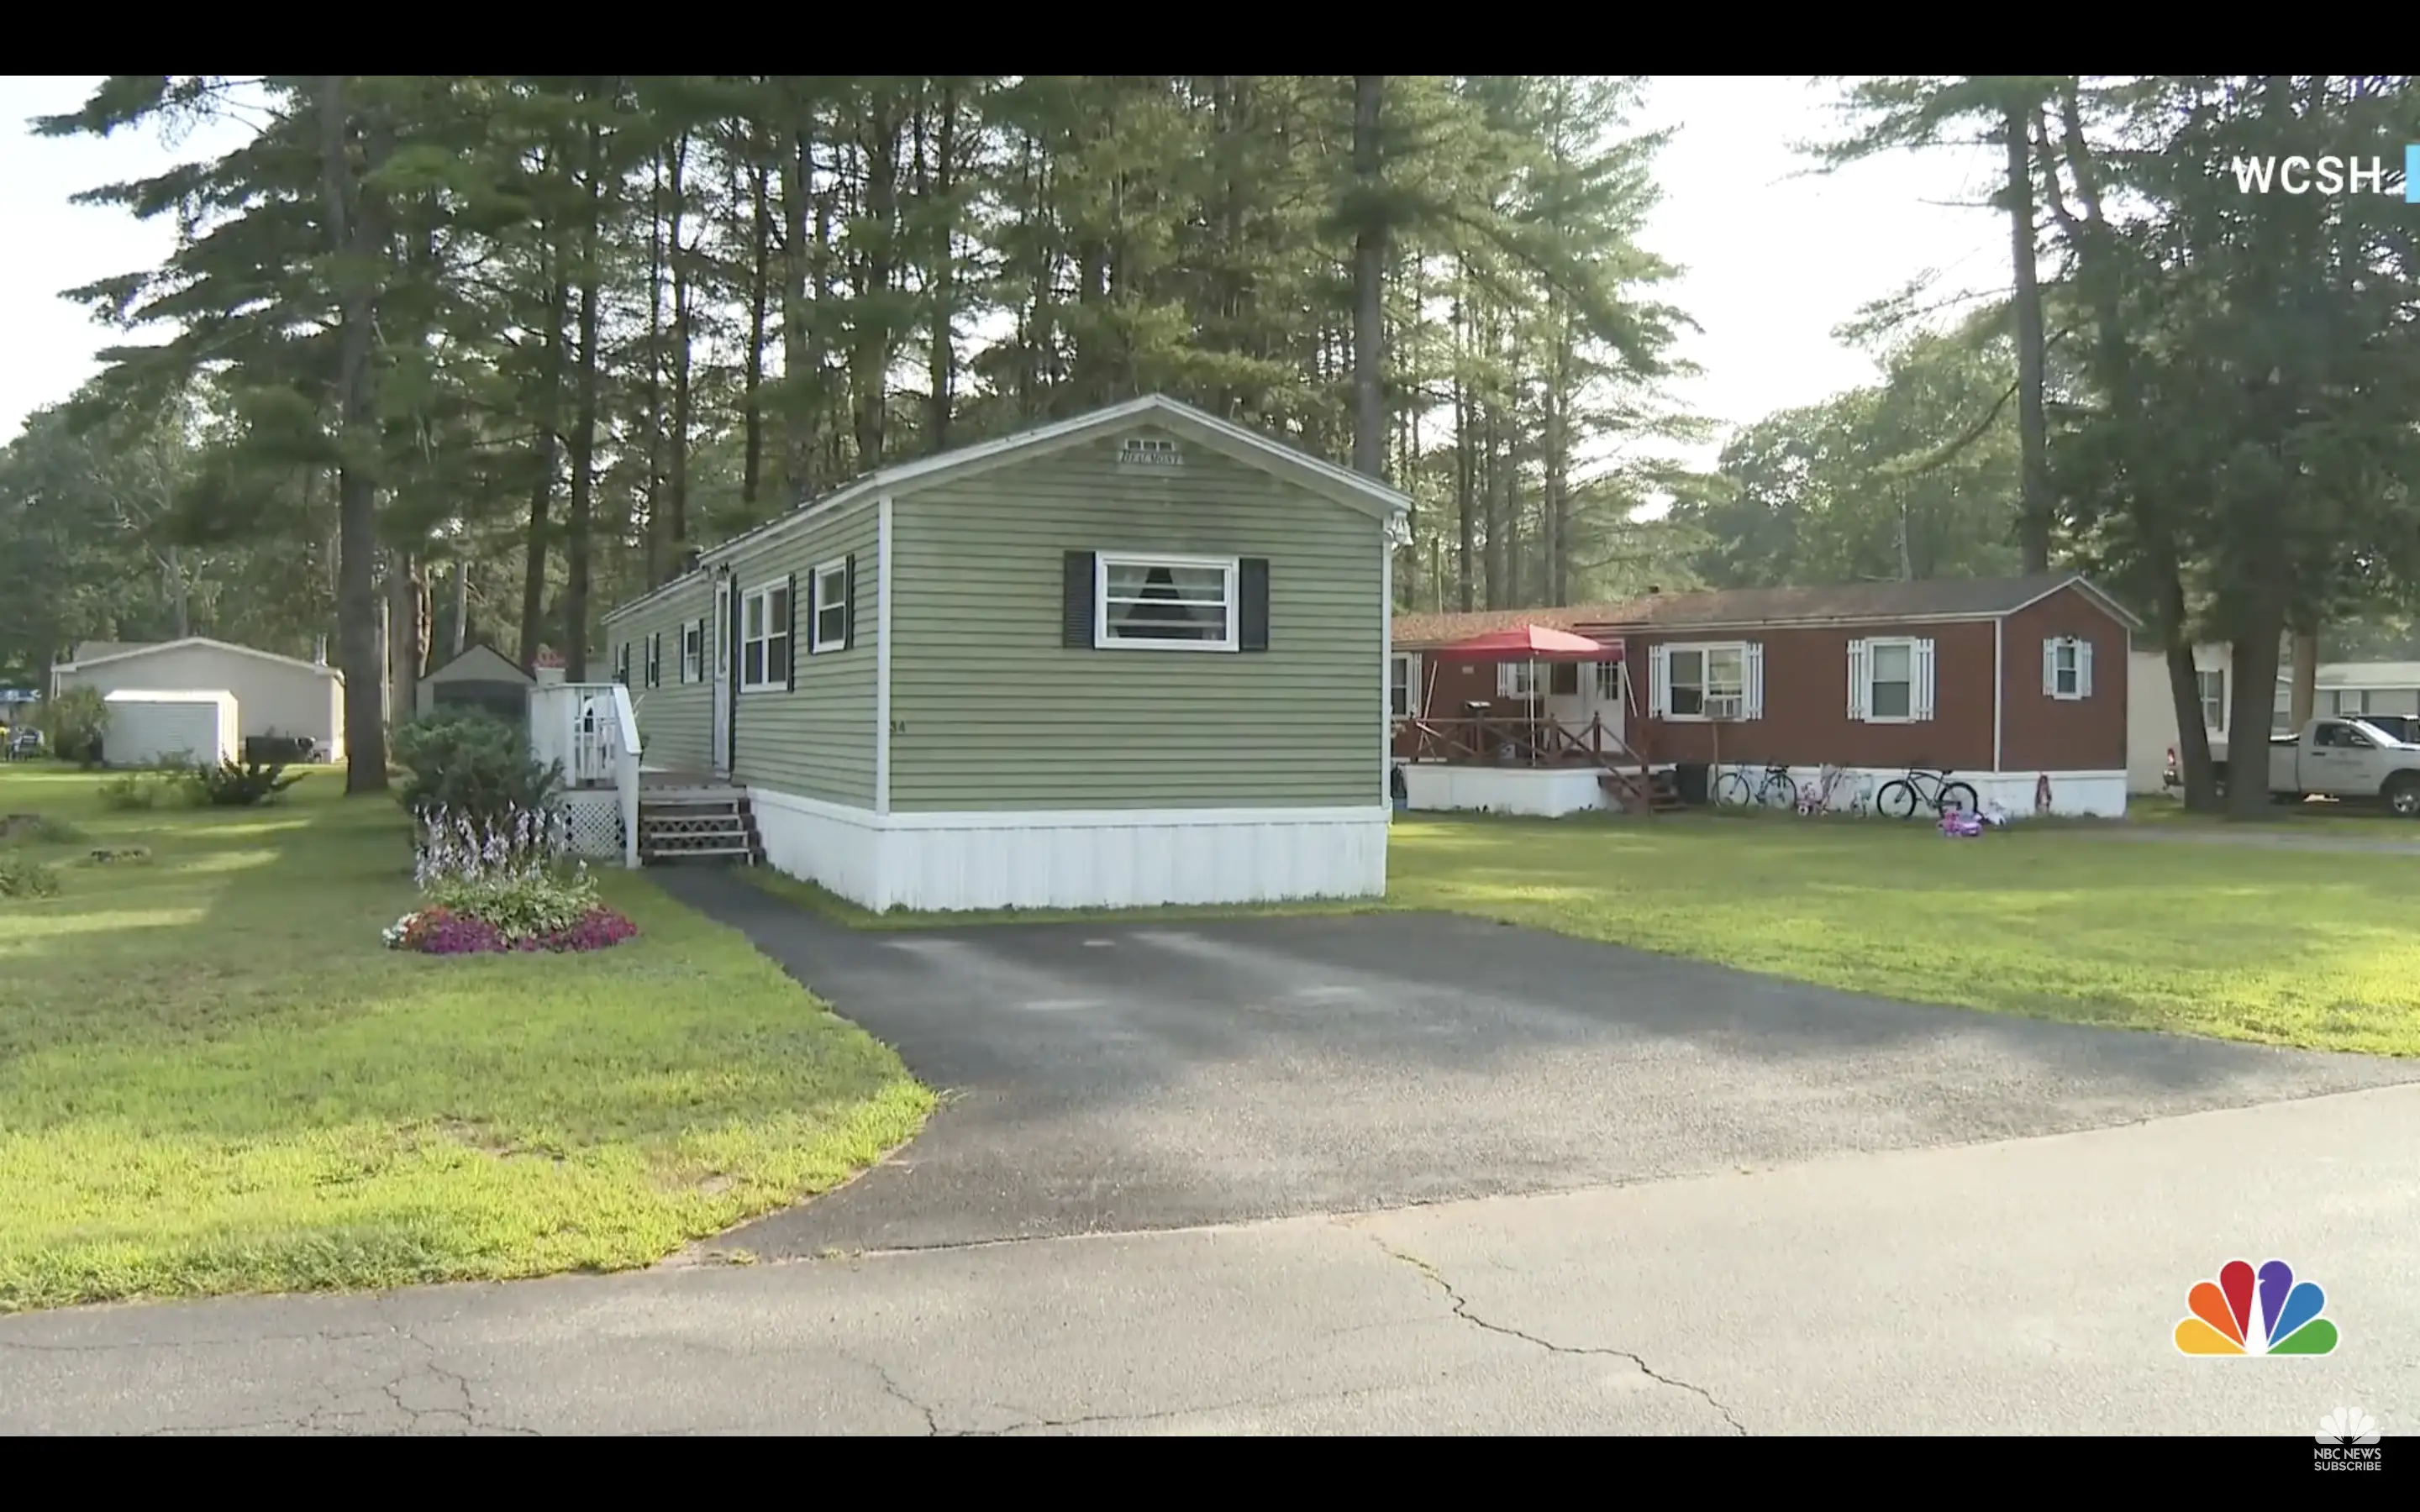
left=1392, top=714, right=1681, bottom=812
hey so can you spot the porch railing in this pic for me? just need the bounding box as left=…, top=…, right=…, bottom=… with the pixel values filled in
left=1393, top=712, right=1644, bottom=769
left=1393, top=712, right=1665, bottom=811
left=529, top=680, right=642, bottom=869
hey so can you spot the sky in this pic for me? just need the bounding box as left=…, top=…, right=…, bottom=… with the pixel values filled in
left=0, top=75, right=2011, bottom=471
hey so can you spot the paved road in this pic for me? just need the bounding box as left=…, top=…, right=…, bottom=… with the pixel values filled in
left=652, top=869, right=2419, bottom=1259
left=4, top=1084, right=2413, bottom=1436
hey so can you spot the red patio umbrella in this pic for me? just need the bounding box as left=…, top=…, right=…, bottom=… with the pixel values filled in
left=1432, top=624, right=1622, bottom=662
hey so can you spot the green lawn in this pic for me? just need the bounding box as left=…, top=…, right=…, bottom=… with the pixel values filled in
left=0, top=765, right=931, bottom=1313
left=744, top=810, right=2420, bottom=1058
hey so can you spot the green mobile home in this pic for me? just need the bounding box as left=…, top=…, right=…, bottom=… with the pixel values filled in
left=600, top=394, right=1408, bottom=912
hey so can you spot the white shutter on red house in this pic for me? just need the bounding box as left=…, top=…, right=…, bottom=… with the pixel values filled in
left=1744, top=643, right=1765, bottom=719
left=1847, top=639, right=1870, bottom=721
left=2076, top=638, right=2094, bottom=699
left=1649, top=644, right=1671, bottom=717
left=1913, top=638, right=1937, bottom=721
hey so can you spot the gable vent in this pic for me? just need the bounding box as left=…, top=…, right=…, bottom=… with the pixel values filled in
left=1119, top=435, right=1185, bottom=467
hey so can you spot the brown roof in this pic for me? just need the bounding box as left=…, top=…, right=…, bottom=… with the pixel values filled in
left=1392, top=574, right=2138, bottom=646
left=1392, top=603, right=1636, bottom=649
left=1606, top=574, right=2133, bottom=630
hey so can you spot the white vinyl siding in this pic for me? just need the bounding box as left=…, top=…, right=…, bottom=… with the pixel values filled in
left=2044, top=636, right=2094, bottom=700
left=1849, top=637, right=1935, bottom=722
left=1649, top=641, right=1760, bottom=720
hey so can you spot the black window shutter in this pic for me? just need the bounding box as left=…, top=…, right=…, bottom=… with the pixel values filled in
left=785, top=572, right=798, bottom=689
left=1239, top=558, right=1270, bottom=652
left=844, top=554, right=858, bottom=650
left=1063, top=551, right=1097, bottom=648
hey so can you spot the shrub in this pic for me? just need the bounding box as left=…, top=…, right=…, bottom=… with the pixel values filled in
left=388, top=804, right=636, bottom=954
left=0, top=812, right=87, bottom=847
left=0, top=853, right=60, bottom=899
left=97, top=773, right=161, bottom=811
left=35, top=686, right=107, bottom=767
left=187, top=758, right=307, bottom=807
left=392, top=709, right=564, bottom=832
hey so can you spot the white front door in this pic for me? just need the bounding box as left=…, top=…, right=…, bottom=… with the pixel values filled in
left=711, top=576, right=734, bottom=780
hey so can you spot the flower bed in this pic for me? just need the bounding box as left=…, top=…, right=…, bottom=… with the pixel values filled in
left=385, top=902, right=639, bottom=955
left=388, top=805, right=639, bottom=955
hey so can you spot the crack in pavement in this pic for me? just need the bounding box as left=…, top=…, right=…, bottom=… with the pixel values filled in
left=1363, top=1233, right=1749, bottom=1436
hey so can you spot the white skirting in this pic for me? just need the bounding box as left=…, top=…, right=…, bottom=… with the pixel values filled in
left=749, top=788, right=1392, bottom=913
left=1399, top=764, right=1611, bottom=817
left=1718, top=764, right=2129, bottom=820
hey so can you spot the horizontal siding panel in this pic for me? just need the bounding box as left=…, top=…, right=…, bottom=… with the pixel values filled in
left=729, top=500, right=880, bottom=806
left=890, top=428, right=1383, bottom=811
left=608, top=579, right=713, bottom=776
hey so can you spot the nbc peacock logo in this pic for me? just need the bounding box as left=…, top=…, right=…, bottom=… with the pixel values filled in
left=2175, top=1257, right=2339, bottom=1356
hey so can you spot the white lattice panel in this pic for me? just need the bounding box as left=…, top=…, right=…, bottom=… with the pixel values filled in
left=558, top=791, right=624, bottom=858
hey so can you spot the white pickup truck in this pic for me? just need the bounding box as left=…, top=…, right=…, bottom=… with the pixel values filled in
left=2196, top=717, right=2420, bottom=815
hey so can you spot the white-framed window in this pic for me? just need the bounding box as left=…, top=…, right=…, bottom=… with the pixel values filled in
left=2043, top=636, right=2094, bottom=700
left=2196, top=668, right=2225, bottom=732
left=1848, top=637, right=1935, bottom=722
left=1120, top=435, right=1184, bottom=467
left=613, top=643, right=630, bottom=686
left=680, top=619, right=703, bottom=685
left=811, top=557, right=850, bottom=654
left=1097, top=553, right=1236, bottom=650
left=644, top=631, right=661, bottom=689
left=1497, top=660, right=1586, bottom=699
left=740, top=581, right=791, bottom=692
left=1390, top=653, right=1418, bottom=718
left=1651, top=642, right=1761, bottom=721
left=1594, top=659, right=1622, bottom=702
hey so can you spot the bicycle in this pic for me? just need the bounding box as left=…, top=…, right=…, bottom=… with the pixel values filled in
left=1802, top=764, right=1870, bottom=816
left=1874, top=765, right=1981, bottom=820
left=1714, top=762, right=1799, bottom=810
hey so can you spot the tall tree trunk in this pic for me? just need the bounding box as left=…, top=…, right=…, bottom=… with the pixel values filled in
left=451, top=557, right=470, bottom=659
left=1451, top=282, right=1475, bottom=612
left=317, top=75, right=389, bottom=795
left=2006, top=102, right=2053, bottom=575
left=778, top=113, right=817, bottom=495
left=924, top=82, right=958, bottom=454
left=1544, top=307, right=1571, bottom=604
left=387, top=550, right=427, bottom=728
left=666, top=130, right=695, bottom=559
left=2288, top=627, right=2319, bottom=731
left=641, top=144, right=667, bottom=590
left=851, top=97, right=900, bottom=469
left=742, top=149, right=771, bottom=512
left=165, top=545, right=191, bottom=638
left=517, top=246, right=567, bottom=671
left=562, top=117, right=606, bottom=683
left=1349, top=74, right=1389, bottom=480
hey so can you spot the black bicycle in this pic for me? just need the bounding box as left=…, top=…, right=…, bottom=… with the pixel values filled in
left=1875, top=765, right=1980, bottom=820
left=1714, top=763, right=1800, bottom=811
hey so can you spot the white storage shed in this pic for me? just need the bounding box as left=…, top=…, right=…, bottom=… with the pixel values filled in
left=103, top=689, right=240, bottom=769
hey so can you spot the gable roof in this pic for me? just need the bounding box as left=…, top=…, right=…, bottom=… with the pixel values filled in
left=54, top=636, right=343, bottom=679
left=686, top=393, right=1410, bottom=575
left=422, top=641, right=533, bottom=685
left=1392, top=574, right=2142, bottom=648
left=1605, top=573, right=2141, bottom=631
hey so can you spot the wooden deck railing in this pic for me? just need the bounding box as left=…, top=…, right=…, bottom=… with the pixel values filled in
left=1392, top=713, right=1647, bottom=769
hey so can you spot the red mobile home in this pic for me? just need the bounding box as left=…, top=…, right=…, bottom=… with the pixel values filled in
left=1391, top=573, right=2139, bottom=818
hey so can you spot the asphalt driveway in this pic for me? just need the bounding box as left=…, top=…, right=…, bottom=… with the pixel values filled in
left=654, top=869, right=2420, bottom=1258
